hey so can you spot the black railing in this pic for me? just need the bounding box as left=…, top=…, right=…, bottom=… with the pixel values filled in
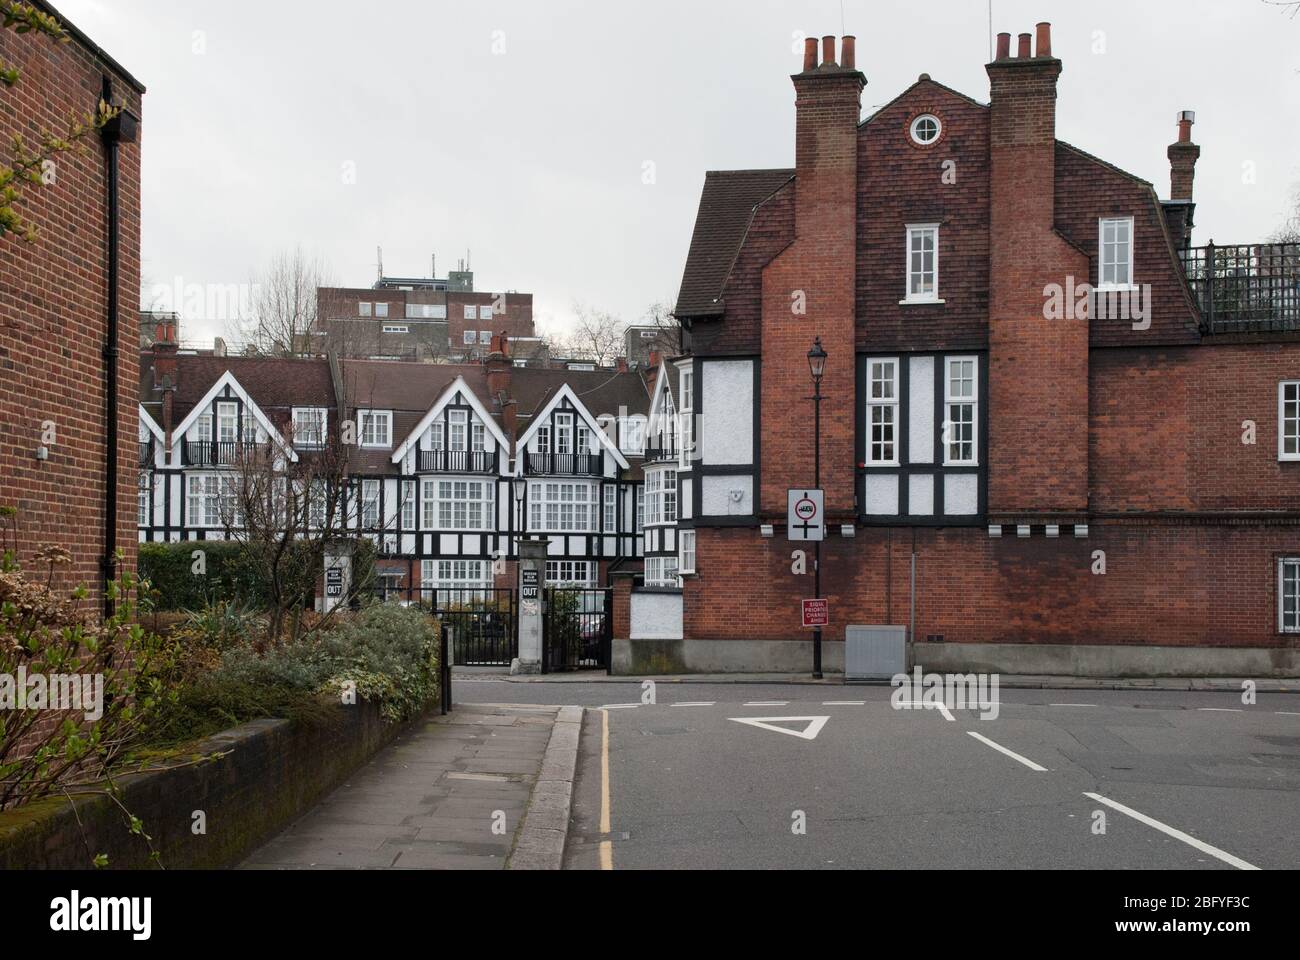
left=644, top=443, right=677, bottom=464
left=139, top=440, right=153, bottom=465
left=183, top=440, right=259, bottom=466
left=542, top=588, right=612, bottom=674
left=526, top=452, right=604, bottom=476
left=1182, top=242, right=1300, bottom=334
left=363, top=585, right=518, bottom=666
left=417, top=449, right=499, bottom=473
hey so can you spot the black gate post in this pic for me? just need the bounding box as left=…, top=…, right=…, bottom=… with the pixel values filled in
left=541, top=588, right=550, bottom=675
left=604, top=588, right=613, bottom=676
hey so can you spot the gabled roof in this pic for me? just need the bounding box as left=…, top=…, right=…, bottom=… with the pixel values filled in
left=138, top=354, right=335, bottom=429
left=674, top=168, right=795, bottom=319
left=515, top=383, right=631, bottom=471
left=171, top=370, right=300, bottom=463
left=390, top=376, right=512, bottom=465
left=138, top=404, right=165, bottom=444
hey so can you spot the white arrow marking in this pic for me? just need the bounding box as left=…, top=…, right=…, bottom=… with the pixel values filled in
left=728, top=716, right=830, bottom=741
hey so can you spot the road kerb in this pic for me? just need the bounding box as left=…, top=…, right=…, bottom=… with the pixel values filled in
left=507, top=705, right=584, bottom=870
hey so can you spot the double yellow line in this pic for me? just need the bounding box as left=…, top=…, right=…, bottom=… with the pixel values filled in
left=599, top=708, right=613, bottom=871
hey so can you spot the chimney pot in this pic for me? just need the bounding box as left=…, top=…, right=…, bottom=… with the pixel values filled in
left=996, top=32, right=1011, bottom=60
left=822, top=35, right=836, bottom=67
left=1017, top=33, right=1032, bottom=58
left=1035, top=22, right=1052, bottom=58
left=803, top=37, right=818, bottom=72
left=842, top=35, right=856, bottom=69
left=1177, top=110, right=1196, bottom=143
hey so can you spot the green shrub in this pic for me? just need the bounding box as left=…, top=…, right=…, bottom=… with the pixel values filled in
left=139, top=539, right=377, bottom=612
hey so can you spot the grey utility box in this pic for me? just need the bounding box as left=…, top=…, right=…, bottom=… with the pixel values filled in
left=845, top=625, right=907, bottom=680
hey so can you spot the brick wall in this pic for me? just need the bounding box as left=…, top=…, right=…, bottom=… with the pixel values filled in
left=684, top=523, right=1300, bottom=649
left=0, top=15, right=143, bottom=605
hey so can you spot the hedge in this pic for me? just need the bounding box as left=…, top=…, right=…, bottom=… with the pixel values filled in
left=139, top=539, right=377, bottom=612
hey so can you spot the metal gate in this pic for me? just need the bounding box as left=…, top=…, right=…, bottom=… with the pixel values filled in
left=543, top=588, right=612, bottom=673
left=427, top=587, right=517, bottom=667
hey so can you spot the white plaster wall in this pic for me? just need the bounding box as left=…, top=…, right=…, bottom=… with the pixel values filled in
left=945, top=474, right=979, bottom=515
left=631, top=590, right=684, bottom=641
left=702, top=475, right=753, bottom=516
left=909, top=356, right=935, bottom=464
left=702, top=360, right=753, bottom=466
left=864, top=475, right=899, bottom=515
left=909, top=474, right=935, bottom=516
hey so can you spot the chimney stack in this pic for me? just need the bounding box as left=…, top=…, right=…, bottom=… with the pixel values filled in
left=486, top=331, right=512, bottom=401
left=986, top=21, right=1091, bottom=517
left=1168, top=110, right=1200, bottom=202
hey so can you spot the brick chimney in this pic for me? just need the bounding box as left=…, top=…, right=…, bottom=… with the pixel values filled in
left=645, top=351, right=662, bottom=397
left=760, top=35, right=864, bottom=517
left=486, top=331, right=512, bottom=399
left=152, top=321, right=179, bottom=442
left=986, top=22, right=1090, bottom=517
left=1168, top=110, right=1200, bottom=202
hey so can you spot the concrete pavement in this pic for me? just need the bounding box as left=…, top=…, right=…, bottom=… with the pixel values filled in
left=240, top=704, right=580, bottom=870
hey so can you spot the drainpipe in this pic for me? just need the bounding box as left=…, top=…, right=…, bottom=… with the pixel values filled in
left=98, top=77, right=139, bottom=618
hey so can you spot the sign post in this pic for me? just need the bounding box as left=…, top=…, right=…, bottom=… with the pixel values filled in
left=802, top=599, right=829, bottom=629
left=789, top=488, right=825, bottom=678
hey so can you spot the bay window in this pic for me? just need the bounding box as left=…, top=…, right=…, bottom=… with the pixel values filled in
left=422, top=478, right=495, bottom=531
left=529, top=480, right=599, bottom=532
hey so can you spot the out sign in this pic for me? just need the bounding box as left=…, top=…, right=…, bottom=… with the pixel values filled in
left=788, top=489, right=825, bottom=542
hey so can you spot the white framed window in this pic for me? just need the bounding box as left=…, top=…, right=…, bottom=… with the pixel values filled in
left=547, top=560, right=596, bottom=587
left=479, top=306, right=494, bottom=320
left=359, top=410, right=392, bottom=448
left=636, top=486, right=645, bottom=534
left=308, top=479, right=328, bottom=530
left=195, top=412, right=212, bottom=441
left=622, top=416, right=646, bottom=456
left=138, top=473, right=150, bottom=527
left=217, top=402, right=238, bottom=442
left=463, top=330, right=476, bottom=345
left=536, top=425, right=552, bottom=454
left=292, top=408, right=327, bottom=447
left=644, top=556, right=680, bottom=588
left=866, top=358, right=899, bottom=465
left=464, top=304, right=477, bottom=320
left=577, top=423, right=595, bottom=456
left=905, top=225, right=940, bottom=302
left=187, top=474, right=241, bottom=528
left=679, top=529, right=696, bottom=575
left=361, top=479, right=381, bottom=529
left=944, top=357, right=978, bottom=466
left=1099, top=217, right=1135, bottom=289
left=910, top=113, right=941, bottom=146
left=400, top=480, right=416, bottom=530
left=555, top=413, right=574, bottom=456
left=604, top=485, right=617, bottom=532
left=472, top=421, right=486, bottom=452
left=479, top=330, right=492, bottom=344
left=448, top=410, right=468, bottom=451
left=382, top=324, right=408, bottom=335
left=422, top=559, right=491, bottom=593
left=375, top=302, right=389, bottom=318
left=528, top=480, right=600, bottom=532
left=427, top=420, right=445, bottom=451
left=407, top=303, right=447, bottom=320
left=422, top=478, right=495, bottom=531
left=1281, top=558, right=1300, bottom=633
left=359, top=302, right=372, bottom=317
left=645, top=468, right=677, bottom=525
left=1280, top=382, right=1300, bottom=461
left=679, top=367, right=695, bottom=465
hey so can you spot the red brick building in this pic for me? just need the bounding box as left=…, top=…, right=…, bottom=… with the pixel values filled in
left=0, top=2, right=143, bottom=613
left=626, top=25, right=1300, bottom=677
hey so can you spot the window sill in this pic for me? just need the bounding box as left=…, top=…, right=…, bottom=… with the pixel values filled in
left=900, top=298, right=946, bottom=306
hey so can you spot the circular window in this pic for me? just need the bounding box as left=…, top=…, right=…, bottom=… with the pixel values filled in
left=910, top=114, right=941, bottom=146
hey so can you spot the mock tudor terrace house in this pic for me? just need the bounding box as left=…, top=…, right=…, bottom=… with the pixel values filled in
left=138, top=330, right=650, bottom=597
left=625, top=25, right=1300, bottom=676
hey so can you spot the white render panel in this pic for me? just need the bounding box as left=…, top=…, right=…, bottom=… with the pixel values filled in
left=681, top=482, right=693, bottom=521
left=909, top=356, right=935, bottom=465
left=630, top=590, right=684, bottom=641
left=945, top=474, right=979, bottom=516
left=864, top=475, right=899, bottom=516
left=702, top=360, right=753, bottom=466
left=439, top=535, right=458, bottom=554
left=701, top=475, right=753, bottom=516
left=909, top=474, right=935, bottom=516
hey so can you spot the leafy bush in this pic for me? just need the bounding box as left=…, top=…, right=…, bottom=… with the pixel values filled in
left=142, top=602, right=440, bottom=744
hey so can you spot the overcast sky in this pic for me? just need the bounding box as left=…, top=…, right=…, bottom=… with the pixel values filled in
left=55, top=0, right=1300, bottom=347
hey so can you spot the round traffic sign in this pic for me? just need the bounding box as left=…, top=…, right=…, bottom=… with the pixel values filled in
left=795, top=498, right=818, bottom=521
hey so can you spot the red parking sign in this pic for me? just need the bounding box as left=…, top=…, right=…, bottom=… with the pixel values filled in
left=802, top=599, right=829, bottom=628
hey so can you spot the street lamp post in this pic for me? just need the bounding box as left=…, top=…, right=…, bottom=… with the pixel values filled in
left=808, top=338, right=828, bottom=681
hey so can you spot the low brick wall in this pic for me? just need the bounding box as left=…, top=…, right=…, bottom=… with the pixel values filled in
left=0, top=700, right=415, bottom=870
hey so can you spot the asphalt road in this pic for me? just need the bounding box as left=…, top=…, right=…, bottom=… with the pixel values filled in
left=455, top=679, right=1300, bottom=870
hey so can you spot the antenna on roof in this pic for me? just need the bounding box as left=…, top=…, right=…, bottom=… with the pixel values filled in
left=432, top=253, right=436, bottom=278
left=377, top=245, right=384, bottom=282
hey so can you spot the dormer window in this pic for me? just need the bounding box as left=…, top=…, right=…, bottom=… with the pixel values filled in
left=359, top=410, right=392, bottom=448
left=1099, top=217, right=1135, bottom=289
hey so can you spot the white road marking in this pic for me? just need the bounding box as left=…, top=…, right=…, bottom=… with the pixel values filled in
left=967, top=731, right=1049, bottom=772
left=601, top=704, right=640, bottom=710
left=1198, top=708, right=1243, bottom=713
left=897, top=701, right=955, bottom=722
left=1050, top=703, right=1097, bottom=708
left=744, top=701, right=789, bottom=707
left=671, top=702, right=716, bottom=708
left=1084, top=792, right=1260, bottom=871
left=823, top=701, right=867, bottom=706
left=1278, top=711, right=1300, bottom=716
left=729, top=716, right=830, bottom=741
